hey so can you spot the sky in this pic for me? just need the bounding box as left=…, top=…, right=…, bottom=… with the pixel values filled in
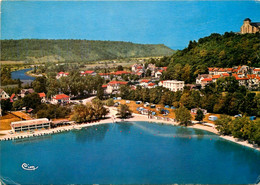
left=1, top=0, right=260, bottom=49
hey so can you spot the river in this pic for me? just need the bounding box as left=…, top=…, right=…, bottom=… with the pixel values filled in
left=11, top=68, right=36, bottom=85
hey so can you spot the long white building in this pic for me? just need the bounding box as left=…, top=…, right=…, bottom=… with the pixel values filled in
left=160, top=80, right=185, bottom=92
left=11, top=118, right=50, bottom=133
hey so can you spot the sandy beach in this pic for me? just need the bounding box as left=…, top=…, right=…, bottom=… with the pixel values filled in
left=0, top=107, right=259, bottom=151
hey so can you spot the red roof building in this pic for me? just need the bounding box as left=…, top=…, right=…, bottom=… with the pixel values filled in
left=52, top=94, right=70, bottom=104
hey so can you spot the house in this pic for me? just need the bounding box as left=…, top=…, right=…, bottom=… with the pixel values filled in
left=200, top=78, right=212, bottom=88
left=196, top=74, right=212, bottom=84
left=99, top=73, right=111, bottom=80
left=20, top=89, right=35, bottom=98
left=139, top=79, right=150, bottom=87
left=147, top=83, right=156, bottom=89
left=111, top=71, right=131, bottom=76
left=155, top=70, right=163, bottom=78
left=106, top=81, right=128, bottom=94
left=191, top=108, right=207, bottom=115
left=38, top=92, right=46, bottom=103
left=0, top=89, right=10, bottom=100
left=240, top=18, right=260, bottom=34
left=131, top=64, right=144, bottom=72
left=253, top=68, right=260, bottom=76
left=51, top=94, right=70, bottom=104
left=56, top=72, right=69, bottom=79
left=81, top=71, right=96, bottom=76
left=160, top=80, right=185, bottom=92
left=158, top=81, right=164, bottom=86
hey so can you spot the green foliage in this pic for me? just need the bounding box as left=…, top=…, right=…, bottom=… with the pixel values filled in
left=215, top=115, right=233, bottom=135
left=195, top=109, right=205, bottom=122
left=175, top=106, right=191, bottom=126
left=151, top=32, right=260, bottom=83
left=216, top=116, right=260, bottom=145
left=117, top=104, right=132, bottom=118
left=1, top=67, right=20, bottom=85
left=0, top=99, right=12, bottom=115
left=36, top=104, right=71, bottom=119
left=170, top=32, right=260, bottom=68
left=12, top=99, right=23, bottom=110
left=32, top=76, right=47, bottom=93
left=22, top=92, right=41, bottom=109
left=71, top=102, right=109, bottom=123
left=96, top=85, right=104, bottom=100
left=1, top=39, right=174, bottom=62
left=106, top=98, right=114, bottom=107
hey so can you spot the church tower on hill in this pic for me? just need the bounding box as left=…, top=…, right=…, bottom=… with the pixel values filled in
left=240, top=18, right=260, bottom=34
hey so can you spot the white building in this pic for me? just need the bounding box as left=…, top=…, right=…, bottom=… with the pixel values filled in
left=160, top=80, right=185, bottom=92
left=11, top=118, right=50, bottom=133
left=105, top=81, right=128, bottom=94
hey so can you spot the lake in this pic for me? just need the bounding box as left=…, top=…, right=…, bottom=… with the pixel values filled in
left=1, top=121, right=259, bottom=184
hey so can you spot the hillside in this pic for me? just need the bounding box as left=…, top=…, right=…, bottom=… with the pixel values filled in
left=0, top=39, right=174, bottom=63
left=157, top=32, right=260, bottom=68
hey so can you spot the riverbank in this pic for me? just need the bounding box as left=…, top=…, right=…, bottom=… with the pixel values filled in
left=0, top=107, right=259, bottom=151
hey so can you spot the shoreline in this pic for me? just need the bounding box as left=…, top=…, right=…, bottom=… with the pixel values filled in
left=0, top=107, right=259, bottom=151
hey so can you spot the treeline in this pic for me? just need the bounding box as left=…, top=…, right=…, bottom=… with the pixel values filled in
left=1, top=39, right=174, bottom=62
left=147, top=32, right=260, bottom=83
left=1, top=67, right=21, bottom=86
left=71, top=99, right=109, bottom=123
left=118, top=77, right=259, bottom=117
left=216, top=116, right=260, bottom=145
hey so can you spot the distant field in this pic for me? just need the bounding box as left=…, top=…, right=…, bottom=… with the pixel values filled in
left=0, top=61, right=26, bottom=65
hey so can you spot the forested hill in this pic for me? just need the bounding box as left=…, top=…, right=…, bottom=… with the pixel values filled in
left=0, top=39, right=174, bottom=62
left=157, top=32, right=260, bottom=68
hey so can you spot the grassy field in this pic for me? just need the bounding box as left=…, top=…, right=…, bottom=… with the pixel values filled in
left=114, top=99, right=224, bottom=124
left=0, top=113, right=21, bottom=130
left=0, top=112, right=32, bottom=130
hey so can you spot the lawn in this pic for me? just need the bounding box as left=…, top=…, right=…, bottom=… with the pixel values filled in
left=114, top=99, right=226, bottom=124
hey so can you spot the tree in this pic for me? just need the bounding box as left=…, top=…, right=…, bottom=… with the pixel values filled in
left=13, top=99, right=24, bottom=110
left=117, top=104, right=132, bottom=118
left=0, top=99, right=12, bottom=115
left=92, top=100, right=109, bottom=119
left=146, top=69, right=152, bottom=77
left=195, top=109, right=204, bottom=123
left=97, top=85, right=104, bottom=100
left=117, top=65, right=123, bottom=71
left=22, top=93, right=41, bottom=109
left=215, top=115, right=232, bottom=135
left=32, top=76, right=47, bottom=93
left=175, top=106, right=191, bottom=126
left=106, top=98, right=114, bottom=106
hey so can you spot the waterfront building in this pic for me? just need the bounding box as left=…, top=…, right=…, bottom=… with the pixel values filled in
left=160, top=80, right=184, bottom=92
left=11, top=118, right=50, bottom=133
